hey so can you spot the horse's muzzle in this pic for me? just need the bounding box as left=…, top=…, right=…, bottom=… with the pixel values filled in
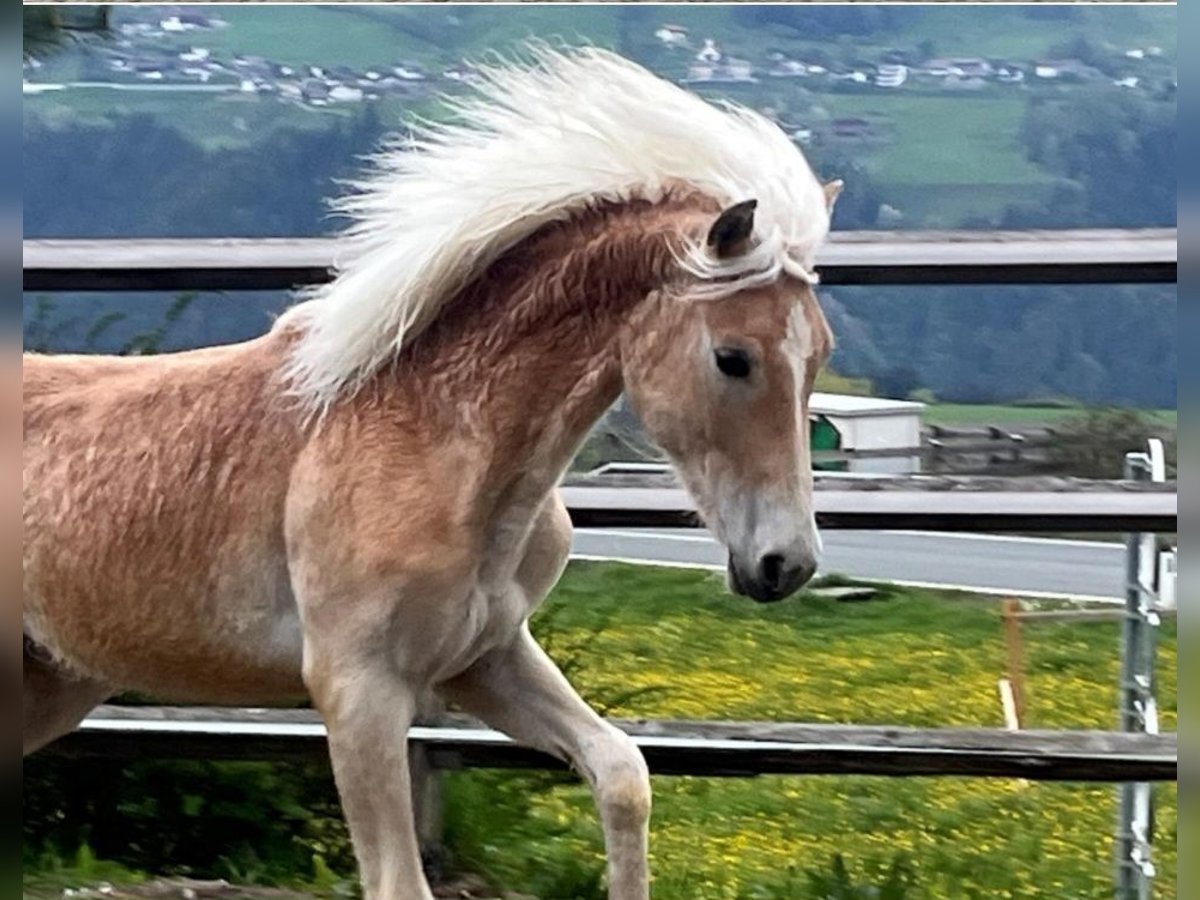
left=727, top=551, right=816, bottom=603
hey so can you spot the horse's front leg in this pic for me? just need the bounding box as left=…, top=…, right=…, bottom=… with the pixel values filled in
left=302, top=626, right=434, bottom=900
left=441, top=626, right=651, bottom=899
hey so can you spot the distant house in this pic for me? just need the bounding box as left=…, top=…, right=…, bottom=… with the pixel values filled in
left=1034, top=59, right=1097, bottom=80
left=683, top=57, right=755, bottom=85
left=724, top=58, right=753, bottom=81
left=301, top=79, right=330, bottom=104
left=922, top=57, right=992, bottom=79
left=160, top=14, right=212, bottom=33
left=329, top=85, right=365, bottom=103
left=654, top=24, right=689, bottom=47
left=995, top=65, right=1025, bottom=84
left=768, top=59, right=811, bottom=78
left=696, top=39, right=722, bottom=64
left=830, top=70, right=870, bottom=85
left=875, top=64, right=907, bottom=88
left=948, top=58, right=993, bottom=78
left=1114, top=76, right=1140, bottom=89
left=134, top=61, right=167, bottom=80
left=443, top=66, right=482, bottom=85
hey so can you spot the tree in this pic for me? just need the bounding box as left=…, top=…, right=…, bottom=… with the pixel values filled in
left=1017, top=90, right=1176, bottom=228
left=23, top=6, right=110, bottom=59
left=1048, top=409, right=1175, bottom=479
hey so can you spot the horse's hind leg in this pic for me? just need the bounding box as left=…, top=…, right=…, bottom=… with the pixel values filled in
left=23, top=640, right=111, bottom=755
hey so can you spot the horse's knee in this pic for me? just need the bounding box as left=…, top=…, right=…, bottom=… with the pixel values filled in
left=593, top=726, right=651, bottom=830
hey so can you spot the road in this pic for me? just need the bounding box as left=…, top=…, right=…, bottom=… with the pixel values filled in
left=571, top=528, right=1127, bottom=602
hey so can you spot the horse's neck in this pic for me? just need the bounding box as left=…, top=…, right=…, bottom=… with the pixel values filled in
left=390, top=199, right=693, bottom=508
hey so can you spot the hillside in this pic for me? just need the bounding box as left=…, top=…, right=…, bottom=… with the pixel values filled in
left=22, top=4, right=1177, bottom=408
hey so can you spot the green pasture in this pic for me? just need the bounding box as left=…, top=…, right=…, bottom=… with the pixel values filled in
left=23, top=561, right=1178, bottom=898
left=440, top=561, right=1177, bottom=899
left=923, top=402, right=1178, bottom=429
left=819, top=94, right=1051, bottom=187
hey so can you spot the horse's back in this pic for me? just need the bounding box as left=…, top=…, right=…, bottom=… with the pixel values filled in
left=22, top=337, right=309, bottom=702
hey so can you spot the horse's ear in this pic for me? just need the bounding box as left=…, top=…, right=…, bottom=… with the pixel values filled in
left=707, top=199, right=757, bottom=258
left=823, top=179, right=844, bottom=211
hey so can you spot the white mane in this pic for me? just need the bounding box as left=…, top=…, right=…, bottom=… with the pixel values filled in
left=281, top=45, right=831, bottom=411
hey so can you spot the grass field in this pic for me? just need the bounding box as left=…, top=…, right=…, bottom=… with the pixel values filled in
left=22, top=561, right=1178, bottom=898
left=819, top=95, right=1050, bottom=188
left=923, top=402, right=1178, bottom=429
left=441, top=561, right=1177, bottom=899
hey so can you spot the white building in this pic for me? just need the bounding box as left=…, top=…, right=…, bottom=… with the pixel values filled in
left=329, top=85, right=365, bottom=103
left=654, top=24, right=689, bottom=47
left=696, top=39, right=722, bottom=64
left=875, top=64, right=908, bottom=88
left=810, top=393, right=926, bottom=474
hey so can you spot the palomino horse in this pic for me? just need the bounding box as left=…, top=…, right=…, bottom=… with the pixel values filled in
left=24, top=49, right=839, bottom=899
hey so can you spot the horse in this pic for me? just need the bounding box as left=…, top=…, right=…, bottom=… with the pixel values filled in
left=23, top=47, right=840, bottom=899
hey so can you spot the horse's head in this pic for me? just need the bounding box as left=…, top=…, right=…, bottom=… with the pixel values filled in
left=620, top=189, right=840, bottom=603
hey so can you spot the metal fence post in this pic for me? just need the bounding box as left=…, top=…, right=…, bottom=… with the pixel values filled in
left=1116, top=441, right=1164, bottom=900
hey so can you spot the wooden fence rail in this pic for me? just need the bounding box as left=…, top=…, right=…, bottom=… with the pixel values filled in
left=561, top=474, right=1177, bottom=532
left=52, top=705, right=1177, bottom=783
left=23, top=229, right=1177, bottom=292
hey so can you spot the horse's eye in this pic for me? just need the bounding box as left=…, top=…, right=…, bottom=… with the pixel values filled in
left=714, top=347, right=752, bottom=379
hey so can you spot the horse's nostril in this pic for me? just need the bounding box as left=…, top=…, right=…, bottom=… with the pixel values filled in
left=759, top=554, right=786, bottom=590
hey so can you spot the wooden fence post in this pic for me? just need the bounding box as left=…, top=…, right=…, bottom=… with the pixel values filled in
left=1002, top=598, right=1027, bottom=728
